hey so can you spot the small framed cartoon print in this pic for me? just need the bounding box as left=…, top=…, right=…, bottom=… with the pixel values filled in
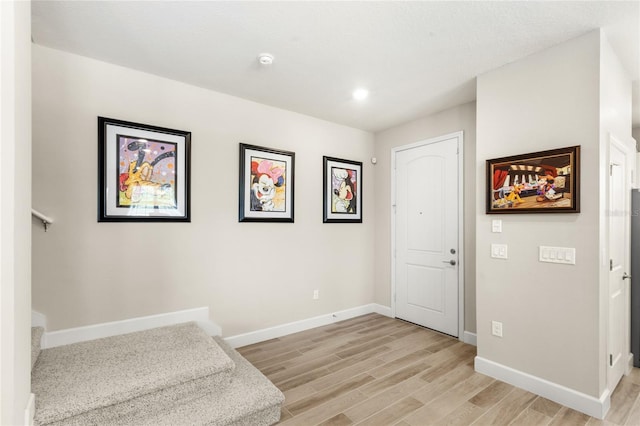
left=239, top=143, right=295, bottom=222
left=98, top=117, right=191, bottom=222
left=323, top=156, right=362, bottom=223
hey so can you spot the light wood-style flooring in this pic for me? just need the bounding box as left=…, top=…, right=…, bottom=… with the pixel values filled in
left=237, top=313, right=640, bottom=426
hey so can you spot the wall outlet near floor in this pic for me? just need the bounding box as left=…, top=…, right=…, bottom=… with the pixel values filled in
left=313, top=289, right=319, bottom=300
left=492, top=320, right=503, bottom=337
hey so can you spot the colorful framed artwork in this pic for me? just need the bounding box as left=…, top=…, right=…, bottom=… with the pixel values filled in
left=239, top=143, right=295, bottom=222
left=98, top=117, right=191, bottom=222
left=486, top=145, right=580, bottom=214
left=323, top=156, right=362, bottom=223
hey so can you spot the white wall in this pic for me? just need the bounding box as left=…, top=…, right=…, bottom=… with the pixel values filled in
left=0, top=1, right=32, bottom=424
left=373, top=102, right=477, bottom=333
left=633, top=128, right=640, bottom=147
left=32, top=45, right=375, bottom=336
left=476, top=31, right=602, bottom=397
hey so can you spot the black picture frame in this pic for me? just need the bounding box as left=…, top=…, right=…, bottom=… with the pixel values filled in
left=98, top=117, right=191, bottom=222
left=239, top=143, right=295, bottom=222
left=486, top=145, right=580, bottom=214
left=323, top=156, right=363, bottom=223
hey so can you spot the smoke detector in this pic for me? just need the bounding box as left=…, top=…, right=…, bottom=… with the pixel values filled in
left=258, top=53, right=274, bottom=65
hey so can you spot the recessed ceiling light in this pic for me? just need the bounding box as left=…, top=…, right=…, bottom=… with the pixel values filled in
left=258, top=53, right=274, bottom=65
left=352, top=88, right=369, bottom=101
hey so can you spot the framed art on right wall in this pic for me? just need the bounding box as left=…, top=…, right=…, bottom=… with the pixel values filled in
left=486, top=145, right=580, bottom=214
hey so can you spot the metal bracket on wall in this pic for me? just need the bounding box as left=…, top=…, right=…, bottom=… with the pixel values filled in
left=31, top=209, right=53, bottom=232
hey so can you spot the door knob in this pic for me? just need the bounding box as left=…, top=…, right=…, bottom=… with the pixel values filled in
left=623, top=273, right=632, bottom=280
left=442, top=260, right=457, bottom=266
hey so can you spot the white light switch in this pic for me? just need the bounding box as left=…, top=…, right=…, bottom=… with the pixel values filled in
left=566, top=250, right=574, bottom=263
left=492, top=220, right=502, bottom=233
left=539, top=246, right=576, bottom=265
left=491, top=244, right=508, bottom=259
left=541, top=248, right=550, bottom=260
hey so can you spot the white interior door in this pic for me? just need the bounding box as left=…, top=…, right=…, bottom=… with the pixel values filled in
left=393, top=134, right=461, bottom=337
left=608, top=136, right=632, bottom=392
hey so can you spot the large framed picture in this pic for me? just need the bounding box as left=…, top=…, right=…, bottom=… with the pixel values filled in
left=98, top=117, right=191, bottom=222
left=486, top=145, right=580, bottom=214
left=323, top=156, right=362, bottom=223
left=239, top=143, right=295, bottom=222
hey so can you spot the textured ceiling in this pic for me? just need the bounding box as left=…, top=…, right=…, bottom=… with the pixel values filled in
left=31, top=1, right=640, bottom=132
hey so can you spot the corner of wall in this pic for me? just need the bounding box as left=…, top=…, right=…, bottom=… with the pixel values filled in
left=31, top=310, right=46, bottom=329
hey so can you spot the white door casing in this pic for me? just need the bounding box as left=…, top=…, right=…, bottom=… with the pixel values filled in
left=608, top=134, right=633, bottom=392
left=392, top=132, right=463, bottom=337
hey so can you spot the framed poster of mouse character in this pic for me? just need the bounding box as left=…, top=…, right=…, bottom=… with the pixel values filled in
left=323, top=156, right=362, bottom=223
left=98, top=117, right=191, bottom=222
left=239, top=143, right=295, bottom=222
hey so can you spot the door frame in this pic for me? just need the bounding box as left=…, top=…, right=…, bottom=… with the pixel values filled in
left=607, top=133, right=635, bottom=391
left=391, top=131, right=464, bottom=339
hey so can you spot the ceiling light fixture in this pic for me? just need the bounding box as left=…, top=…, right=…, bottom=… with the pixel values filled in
left=352, top=88, right=369, bottom=101
left=258, top=53, right=274, bottom=65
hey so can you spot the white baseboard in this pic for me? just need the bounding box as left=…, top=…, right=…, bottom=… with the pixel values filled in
left=31, top=310, right=46, bottom=329
left=43, top=307, right=221, bottom=349
left=24, top=393, right=35, bottom=426
left=463, top=331, right=477, bottom=346
left=372, top=303, right=393, bottom=317
left=225, top=303, right=389, bottom=348
left=475, top=356, right=610, bottom=419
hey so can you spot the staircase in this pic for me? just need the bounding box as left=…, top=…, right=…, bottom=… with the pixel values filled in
left=31, top=322, right=284, bottom=426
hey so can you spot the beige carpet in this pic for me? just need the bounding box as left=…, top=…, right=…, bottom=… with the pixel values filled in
left=31, top=322, right=282, bottom=425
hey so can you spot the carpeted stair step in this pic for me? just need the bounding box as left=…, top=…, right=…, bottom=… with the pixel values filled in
left=32, top=322, right=235, bottom=426
left=131, top=336, right=285, bottom=426
left=32, top=326, right=44, bottom=371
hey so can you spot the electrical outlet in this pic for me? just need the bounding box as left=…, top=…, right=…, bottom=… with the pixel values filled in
left=313, top=289, right=319, bottom=300
left=492, top=321, right=503, bottom=337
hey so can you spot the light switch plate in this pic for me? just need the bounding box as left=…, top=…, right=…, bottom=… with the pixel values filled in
left=491, top=244, right=508, bottom=259
left=539, top=246, right=575, bottom=265
left=492, top=219, right=502, bottom=233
